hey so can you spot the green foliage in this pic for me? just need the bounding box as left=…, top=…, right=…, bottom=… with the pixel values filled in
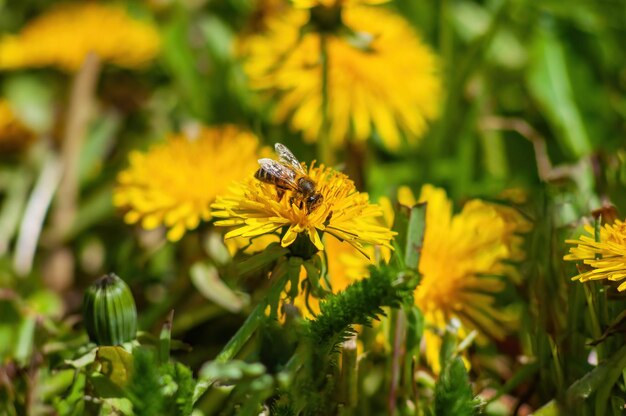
left=127, top=347, right=196, bottom=416
left=165, top=362, right=196, bottom=416
left=308, top=265, right=413, bottom=350
left=127, top=348, right=166, bottom=415
left=434, top=357, right=480, bottom=416
left=1, top=0, right=626, bottom=414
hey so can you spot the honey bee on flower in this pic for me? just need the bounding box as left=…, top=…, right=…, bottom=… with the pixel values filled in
left=255, top=143, right=324, bottom=214
left=212, top=143, right=394, bottom=255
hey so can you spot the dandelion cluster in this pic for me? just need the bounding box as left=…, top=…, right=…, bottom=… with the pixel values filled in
left=0, top=3, right=160, bottom=71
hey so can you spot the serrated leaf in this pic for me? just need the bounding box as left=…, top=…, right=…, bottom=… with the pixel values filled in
left=435, top=357, right=477, bottom=416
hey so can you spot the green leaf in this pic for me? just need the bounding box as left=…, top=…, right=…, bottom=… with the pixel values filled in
left=232, top=244, right=289, bottom=278
left=199, top=360, right=266, bottom=383
left=54, top=371, right=86, bottom=416
left=161, top=9, right=210, bottom=119
left=159, top=310, right=174, bottom=365
left=64, top=348, right=97, bottom=369
left=78, top=112, right=121, bottom=186
left=95, top=346, right=134, bottom=387
left=404, top=305, right=424, bottom=353
left=14, top=315, right=36, bottom=365
left=128, top=347, right=166, bottom=416
left=404, top=203, right=427, bottom=270
left=434, top=357, right=478, bottom=416
left=532, top=399, right=559, bottom=416
left=89, top=372, right=127, bottom=399
left=527, top=25, right=592, bottom=157
left=165, top=361, right=196, bottom=416
left=191, top=262, right=246, bottom=313
left=567, top=345, right=626, bottom=415
left=41, top=369, right=76, bottom=401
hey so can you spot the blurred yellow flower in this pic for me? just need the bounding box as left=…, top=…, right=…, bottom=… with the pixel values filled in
left=242, top=6, right=441, bottom=149
left=113, top=126, right=261, bottom=242
left=0, top=100, right=36, bottom=154
left=564, top=220, right=626, bottom=290
left=212, top=162, right=394, bottom=254
left=291, top=0, right=387, bottom=9
left=414, top=185, right=529, bottom=373
left=0, top=3, right=159, bottom=72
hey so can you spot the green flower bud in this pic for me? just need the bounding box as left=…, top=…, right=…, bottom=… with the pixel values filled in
left=83, top=273, right=137, bottom=346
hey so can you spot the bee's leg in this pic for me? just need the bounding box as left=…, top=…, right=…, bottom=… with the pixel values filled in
left=276, top=188, right=285, bottom=200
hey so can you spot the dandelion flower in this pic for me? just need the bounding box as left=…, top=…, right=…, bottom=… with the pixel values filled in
left=212, top=159, right=394, bottom=254
left=412, top=185, right=529, bottom=373
left=242, top=6, right=441, bottom=149
left=0, top=100, right=36, bottom=154
left=113, top=126, right=261, bottom=242
left=564, top=220, right=626, bottom=290
left=0, top=3, right=159, bottom=72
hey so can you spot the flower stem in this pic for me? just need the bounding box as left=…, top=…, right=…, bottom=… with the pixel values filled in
left=215, top=259, right=291, bottom=363
left=338, top=334, right=358, bottom=415
left=193, top=257, right=294, bottom=403
left=54, top=52, right=101, bottom=237
left=318, top=34, right=334, bottom=166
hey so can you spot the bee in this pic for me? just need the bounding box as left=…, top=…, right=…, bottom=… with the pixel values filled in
left=255, top=143, right=324, bottom=214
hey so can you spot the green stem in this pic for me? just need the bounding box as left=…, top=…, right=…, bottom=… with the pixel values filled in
left=388, top=309, right=405, bottom=416
left=583, top=283, right=604, bottom=361
left=215, top=260, right=290, bottom=363
left=338, top=335, right=358, bottom=415
left=318, top=34, right=334, bottom=166
left=193, top=257, right=295, bottom=404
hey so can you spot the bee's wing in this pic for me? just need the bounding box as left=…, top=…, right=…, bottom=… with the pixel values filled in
left=258, top=158, right=299, bottom=190
left=275, top=143, right=306, bottom=174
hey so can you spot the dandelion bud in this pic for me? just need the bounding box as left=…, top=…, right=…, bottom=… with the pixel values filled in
left=83, top=273, right=137, bottom=346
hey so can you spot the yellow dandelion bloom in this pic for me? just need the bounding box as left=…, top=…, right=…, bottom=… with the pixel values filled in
left=564, top=220, right=626, bottom=290
left=212, top=160, right=394, bottom=254
left=414, top=185, right=529, bottom=373
left=113, top=126, right=261, bottom=242
left=0, top=3, right=159, bottom=72
left=0, top=100, right=36, bottom=154
left=242, top=6, right=441, bottom=149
